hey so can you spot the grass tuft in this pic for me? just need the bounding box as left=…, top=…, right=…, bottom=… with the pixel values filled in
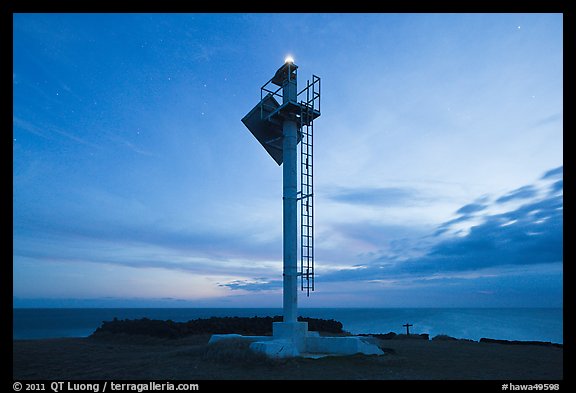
left=202, top=339, right=288, bottom=366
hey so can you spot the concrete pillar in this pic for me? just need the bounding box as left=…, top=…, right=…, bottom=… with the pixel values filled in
left=282, top=117, right=298, bottom=323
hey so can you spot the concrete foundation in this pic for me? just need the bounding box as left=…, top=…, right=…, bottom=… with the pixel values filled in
left=208, top=322, right=384, bottom=359
left=272, top=321, right=309, bottom=352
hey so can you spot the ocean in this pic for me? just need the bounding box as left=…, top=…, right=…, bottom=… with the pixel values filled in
left=12, top=308, right=563, bottom=344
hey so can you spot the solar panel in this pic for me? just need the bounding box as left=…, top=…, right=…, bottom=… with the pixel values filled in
left=241, top=93, right=284, bottom=165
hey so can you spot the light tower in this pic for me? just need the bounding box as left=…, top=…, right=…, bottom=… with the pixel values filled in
left=264, top=58, right=312, bottom=324
left=240, top=57, right=319, bottom=318
left=274, top=57, right=300, bottom=323
left=239, top=58, right=319, bottom=355
left=209, top=58, right=383, bottom=358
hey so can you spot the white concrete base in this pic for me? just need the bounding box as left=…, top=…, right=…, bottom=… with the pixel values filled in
left=248, top=335, right=384, bottom=358
left=208, top=323, right=384, bottom=359
left=250, top=339, right=300, bottom=358
left=305, top=336, right=384, bottom=356
left=272, top=321, right=309, bottom=352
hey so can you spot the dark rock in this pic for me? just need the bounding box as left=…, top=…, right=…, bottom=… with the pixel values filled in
left=358, top=332, right=397, bottom=340
left=91, top=315, right=344, bottom=339
left=432, top=334, right=458, bottom=341
left=431, top=334, right=475, bottom=342
left=298, top=316, right=343, bottom=333
left=396, top=333, right=429, bottom=340
left=479, top=338, right=562, bottom=348
left=359, top=332, right=429, bottom=340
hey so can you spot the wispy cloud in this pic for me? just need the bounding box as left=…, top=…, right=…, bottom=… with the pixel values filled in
left=496, top=185, right=537, bottom=204
left=106, top=133, right=159, bottom=158
left=329, top=187, right=417, bottom=206
left=231, top=167, right=563, bottom=291
left=541, top=166, right=563, bottom=180
left=13, top=116, right=50, bottom=139
left=550, top=180, right=563, bottom=194
left=13, top=116, right=100, bottom=149
left=456, top=202, right=488, bottom=215
left=531, top=113, right=562, bottom=128
left=13, top=215, right=281, bottom=266
left=220, top=279, right=282, bottom=291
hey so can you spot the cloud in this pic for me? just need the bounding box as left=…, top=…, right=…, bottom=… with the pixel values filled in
left=220, top=279, right=282, bottom=291
left=105, top=133, right=159, bottom=157
left=13, top=116, right=50, bottom=139
left=415, top=181, right=561, bottom=272
left=13, top=207, right=284, bottom=281
left=13, top=180, right=284, bottom=265
left=329, top=187, right=415, bottom=206
left=550, top=180, right=563, bottom=194
left=455, top=202, right=487, bottom=215
left=423, top=196, right=562, bottom=271
left=15, top=249, right=223, bottom=276
left=541, top=166, right=563, bottom=180
left=531, top=113, right=562, bottom=128
left=496, top=185, right=537, bottom=203
left=434, top=215, right=474, bottom=236
left=318, top=168, right=563, bottom=284
left=13, top=116, right=100, bottom=148
left=328, top=222, right=429, bottom=251
left=226, top=165, right=563, bottom=297
left=14, top=159, right=562, bottom=301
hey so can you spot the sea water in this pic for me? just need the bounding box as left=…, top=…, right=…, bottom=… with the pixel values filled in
left=12, top=307, right=563, bottom=344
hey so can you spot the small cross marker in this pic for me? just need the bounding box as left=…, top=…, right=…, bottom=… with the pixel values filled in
left=403, top=323, right=413, bottom=336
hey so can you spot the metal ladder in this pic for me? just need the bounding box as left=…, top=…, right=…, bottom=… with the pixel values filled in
left=299, top=102, right=314, bottom=296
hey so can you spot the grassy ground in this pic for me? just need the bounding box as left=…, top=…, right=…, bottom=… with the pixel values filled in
left=13, top=334, right=563, bottom=380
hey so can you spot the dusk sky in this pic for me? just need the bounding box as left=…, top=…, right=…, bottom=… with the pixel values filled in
left=13, top=13, right=563, bottom=308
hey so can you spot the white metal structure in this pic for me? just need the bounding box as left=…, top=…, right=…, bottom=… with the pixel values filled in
left=209, top=59, right=383, bottom=358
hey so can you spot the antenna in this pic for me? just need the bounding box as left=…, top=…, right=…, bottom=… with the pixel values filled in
left=241, top=59, right=321, bottom=321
